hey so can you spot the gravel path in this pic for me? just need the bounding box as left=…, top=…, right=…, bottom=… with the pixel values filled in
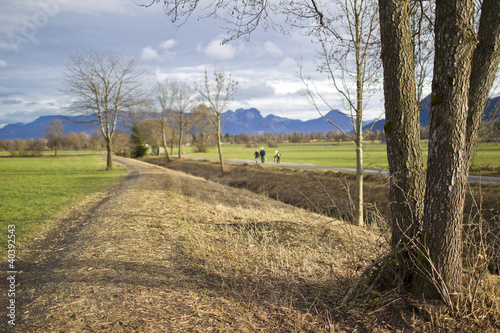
left=2, top=157, right=213, bottom=332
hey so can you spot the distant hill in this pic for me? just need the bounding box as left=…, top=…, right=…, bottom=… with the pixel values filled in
left=363, top=94, right=500, bottom=132
left=0, top=115, right=100, bottom=140
left=222, top=108, right=354, bottom=135
left=3, top=97, right=498, bottom=140
left=0, top=108, right=356, bottom=139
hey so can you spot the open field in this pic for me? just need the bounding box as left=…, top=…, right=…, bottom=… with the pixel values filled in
left=0, top=150, right=101, bottom=157
left=181, top=141, right=500, bottom=176
left=0, top=154, right=125, bottom=255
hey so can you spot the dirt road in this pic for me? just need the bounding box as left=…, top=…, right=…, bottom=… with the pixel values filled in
left=1, top=157, right=224, bottom=332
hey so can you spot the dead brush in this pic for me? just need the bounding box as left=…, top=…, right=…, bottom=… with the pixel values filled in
left=288, top=171, right=392, bottom=305
left=458, top=184, right=500, bottom=326
left=371, top=182, right=500, bottom=330
left=287, top=171, right=500, bottom=330
left=145, top=158, right=500, bottom=330
left=164, top=171, right=387, bottom=329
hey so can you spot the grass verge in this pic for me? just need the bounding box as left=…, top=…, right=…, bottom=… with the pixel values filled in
left=178, top=141, right=499, bottom=176
left=0, top=155, right=126, bottom=255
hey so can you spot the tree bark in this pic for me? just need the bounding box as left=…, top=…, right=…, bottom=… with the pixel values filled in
left=106, top=138, right=113, bottom=171
left=420, top=0, right=476, bottom=299
left=216, top=116, right=226, bottom=174
left=355, top=77, right=364, bottom=226
left=355, top=139, right=363, bottom=226
left=162, top=126, right=171, bottom=162
left=378, top=0, right=425, bottom=249
left=354, top=18, right=364, bottom=227
left=178, top=131, right=182, bottom=159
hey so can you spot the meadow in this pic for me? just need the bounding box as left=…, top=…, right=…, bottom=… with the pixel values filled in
left=0, top=155, right=125, bottom=254
left=0, top=150, right=98, bottom=157
left=184, top=141, right=500, bottom=176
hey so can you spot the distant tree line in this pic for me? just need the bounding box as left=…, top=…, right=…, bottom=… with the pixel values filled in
left=3, top=120, right=499, bottom=158
left=0, top=130, right=104, bottom=157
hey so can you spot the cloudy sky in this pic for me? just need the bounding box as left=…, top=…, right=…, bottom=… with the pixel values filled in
left=0, top=0, right=384, bottom=128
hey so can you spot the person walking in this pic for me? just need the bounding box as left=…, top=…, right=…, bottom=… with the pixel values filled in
left=275, top=150, right=281, bottom=163
left=260, top=147, right=266, bottom=163
left=254, top=149, right=260, bottom=163
left=274, top=148, right=279, bottom=163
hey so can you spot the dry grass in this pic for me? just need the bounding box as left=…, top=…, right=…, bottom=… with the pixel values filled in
left=9, top=158, right=399, bottom=332
left=143, top=157, right=500, bottom=331
left=8, top=157, right=499, bottom=332
left=151, top=165, right=393, bottom=331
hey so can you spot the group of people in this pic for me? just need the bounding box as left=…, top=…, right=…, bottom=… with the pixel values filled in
left=254, top=148, right=281, bottom=164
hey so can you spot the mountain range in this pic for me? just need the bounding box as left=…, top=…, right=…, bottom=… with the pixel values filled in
left=0, top=108, right=357, bottom=140
left=363, top=95, right=500, bottom=131
left=1, top=94, right=498, bottom=140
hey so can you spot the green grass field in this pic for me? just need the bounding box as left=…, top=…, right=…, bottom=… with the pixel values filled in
left=181, top=141, right=500, bottom=176
left=0, top=150, right=101, bottom=157
left=0, top=155, right=126, bottom=255
left=181, top=141, right=407, bottom=170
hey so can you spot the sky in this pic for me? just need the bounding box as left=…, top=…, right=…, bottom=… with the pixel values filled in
left=0, top=0, right=385, bottom=128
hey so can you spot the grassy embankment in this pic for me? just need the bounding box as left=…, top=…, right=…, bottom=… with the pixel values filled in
left=0, top=154, right=126, bottom=255
left=181, top=141, right=500, bottom=176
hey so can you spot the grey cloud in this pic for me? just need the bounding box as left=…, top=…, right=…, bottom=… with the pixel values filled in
left=237, top=83, right=276, bottom=100
left=0, top=87, right=24, bottom=97
left=1, top=99, right=23, bottom=105
left=0, top=108, right=61, bottom=125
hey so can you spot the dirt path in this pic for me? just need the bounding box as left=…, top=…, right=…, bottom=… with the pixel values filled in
left=2, top=157, right=227, bottom=332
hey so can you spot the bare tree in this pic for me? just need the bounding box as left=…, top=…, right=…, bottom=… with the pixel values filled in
left=188, top=103, right=214, bottom=153
left=44, top=118, right=64, bottom=156
left=78, top=132, right=90, bottom=149
left=153, top=81, right=174, bottom=162
left=113, top=130, right=132, bottom=157
left=62, top=49, right=144, bottom=170
left=410, top=0, right=434, bottom=106
left=123, top=101, right=154, bottom=131
left=168, top=80, right=196, bottom=159
left=196, top=69, right=238, bottom=174
left=63, top=132, right=81, bottom=150
left=299, top=0, right=380, bottom=226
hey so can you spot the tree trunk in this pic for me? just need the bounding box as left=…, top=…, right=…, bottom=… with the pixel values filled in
left=420, top=0, right=476, bottom=300
left=106, top=138, right=113, bottom=171
left=216, top=116, right=226, bottom=175
left=378, top=0, right=425, bottom=249
left=178, top=132, right=182, bottom=159
left=354, top=16, right=364, bottom=227
left=465, top=0, right=500, bottom=171
left=162, top=126, right=171, bottom=162
left=355, top=138, right=363, bottom=226
left=355, top=79, right=364, bottom=226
